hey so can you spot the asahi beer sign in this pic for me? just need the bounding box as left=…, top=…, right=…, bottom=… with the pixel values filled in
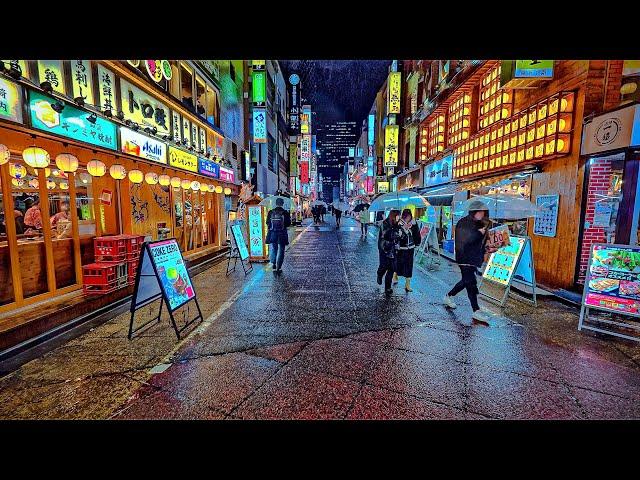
left=120, top=127, right=167, bottom=163
left=581, top=104, right=640, bottom=155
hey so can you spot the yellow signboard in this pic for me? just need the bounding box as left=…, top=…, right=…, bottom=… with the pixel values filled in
left=168, top=146, right=198, bottom=173
left=387, top=72, right=402, bottom=114
left=71, top=60, right=94, bottom=104
left=0, top=77, right=23, bottom=123
left=384, top=124, right=399, bottom=166
left=377, top=181, right=390, bottom=193
left=120, top=78, right=171, bottom=136
left=38, top=60, right=65, bottom=94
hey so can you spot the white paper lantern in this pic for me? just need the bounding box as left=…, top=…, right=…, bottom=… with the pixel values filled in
left=0, top=144, right=10, bottom=165
left=109, top=164, right=127, bottom=180
left=55, top=153, right=79, bottom=173
left=22, top=147, right=50, bottom=169
left=158, top=174, right=171, bottom=186
left=87, top=160, right=106, bottom=177
left=145, top=172, right=159, bottom=185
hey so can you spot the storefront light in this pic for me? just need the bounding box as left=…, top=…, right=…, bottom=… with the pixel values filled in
left=0, top=144, right=10, bottom=165
left=224, top=187, right=232, bottom=195
left=207, top=184, right=215, bottom=193
left=22, top=147, right=50, bottom=169
left=145, top=172, right=159, bottom=185
left=11, top=178, right=24, bottom=187
left=170, top=176, right=182, bottom=188
left=9, top=163, right=26, bottom=179
left=109, top=164, right=127, bottom=180
left=158, top=174, right=171, bottom=186
left=215, top=185, right=223, bottom=194
left=87, top=159, right=106, bottom=177
left=55, top=153, right=79, bottom=173
left=46, top=180, right=56, bottom=190
left=128, top=169, right=144, bottom=183
left=181, top=179, right=191, bottom=189
left=199, top=183, right=208, bottom=192
left=60, top=181, right=69, bottom=190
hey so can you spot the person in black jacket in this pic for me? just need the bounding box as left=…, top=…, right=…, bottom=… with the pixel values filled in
left=266, top=198, right=291, bottom=274
left=443, top=200, right=491, bottom=322
left=395, top=209, right=422, bottom=292
left=377, top=209, right=401, bottom=295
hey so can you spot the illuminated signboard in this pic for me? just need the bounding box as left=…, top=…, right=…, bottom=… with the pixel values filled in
left=252, top=71, right=266, bottom=104
left=515, top=60, right=554, bottom=78
left=300, top=161, right=309, bottom=184
left=197, top=157, right=220, bottom=178
left=168, top=146, right=198, bottom=173
left=219, top=166, right=235, bottom=183
left=97, top=64, right=116, bottom=113
left=29, top=90, right=117, bottom=150
left=483, top=237, right=527, bottom=286
left=0, top=77, right=23, bottom=123
left=38, top=60, right=65, bottom=94
left=253, top=108, right=267, bottom=143
left=368, top=113, right=375, bottom=145
left=120, top=127, right=167, bottom=163
left=288, top=73, right=300, bottom=134
left=248, top=205, right=265, bottom=257
left=423, top=155, right=452, bottom=188
left=301, top=105, right=311, bottom=134
left=147, top=239, right=195, bottom=311
left=70, top=60, right=94, bottom=105
left=384, top=124, right=399, bottom=166
left=377, top=181, right=389, bottom=193
left=300, top=134, right=311, bottom=160
left=349, top=147, right=355, bottom=157
left=289, top=144, right=298, bottom=176
left=120, top=78, right=170, bottom=136
left=387, top=72, right=402, bottom=114
left=231, top=224, right=250, bottom=261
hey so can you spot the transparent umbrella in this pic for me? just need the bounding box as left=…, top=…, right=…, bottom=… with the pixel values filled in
left=259, top=195, right=292, bottom=210
left=368, top=191, right=430, bottom=212
left=454, top=194, right=540, bottom=220
left=311, top=200, right=327, bottom=207
left=332, top=200, right=350, bottom=211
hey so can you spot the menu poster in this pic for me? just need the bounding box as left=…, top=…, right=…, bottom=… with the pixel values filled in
left=592, top=202, right=613, bottom=228
left=231, top=224, right=250, bottom=261
left=584, top=244, right=640, bottom=316
left=487, top=224, right=511, bottom=250
left=534, top=194, right=559, bottom=237
left=148, top=239, right=196, bottom=311
left=483, top=236, right=527, bottom=286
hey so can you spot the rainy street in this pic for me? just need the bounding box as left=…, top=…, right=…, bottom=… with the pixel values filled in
left=2, top=215, right=640, bottom=420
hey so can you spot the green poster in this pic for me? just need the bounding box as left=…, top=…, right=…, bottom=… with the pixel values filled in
left=252, top=71, right=266, bottom=103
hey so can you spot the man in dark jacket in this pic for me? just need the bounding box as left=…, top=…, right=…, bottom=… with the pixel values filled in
left=443, top=200, right=490, bottom=322
left=266, top=198, right=291, bottom=274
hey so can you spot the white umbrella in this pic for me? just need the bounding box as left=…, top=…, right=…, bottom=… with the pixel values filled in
left=311, top=200, right=327, bottom=207
left=259, top=195, right=292, bottom=210
left=332, top=200, right=349, bottom=211
left=368, top=191, right=430, bottom=212
left=454, top=194, right=540, bottom=220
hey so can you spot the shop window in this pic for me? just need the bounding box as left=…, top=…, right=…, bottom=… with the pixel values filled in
left=173, top=187, right=184, bottom=252
left=184, top=189, right=194, bottom=251
left=47, top=175, right=75, bottom=289
left=195, top=76, right=206, bottom=118
left=168, top=63, right=181, bottom=99
left=206, top=85, right=219, bottom=127
left=0, top=176, right=15, bottom=305
left=75, top=170, right=96, bottom=268
left=180, top=63, right=194, bottom=108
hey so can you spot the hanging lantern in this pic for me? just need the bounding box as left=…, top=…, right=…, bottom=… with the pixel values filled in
left=22, top=146, right=50, bottom=169
left=145, top=172, right=159, bottom=185
left=224, top=187, right=232, bottom=195
left=199, top=183, right=208, bottom=192
left=215, top=185, right=223, bottom=194
left=0, top=144, right=10, bottom=165
left=11, top=178, right=24, bottom=187
left=60, top=181, right=69, bottom=190
left=191, top=180, right=201, bottom=191
left=109, top=164, right=127, bottom=180
left=170, top=176, right=182, bottom=188
left=181, top=179, right=191, bottom=189
left=207, top=184, right=215, bottom=192
left=128, top=169, right=144, bottom=183
left=28, top=178, right=39, bottom=189
left=158, top=174, right=171, bottom=186
left=87, top=159, right=106, bottom=177
left=9, top=163, right=27, bottom=179
left=52, top=169, right=61, bottom=177
left=46, top=180, right=56, bottom=190
left=55, top=153, right=79, bottom=173
left=78, top=172, right=91, bottom=184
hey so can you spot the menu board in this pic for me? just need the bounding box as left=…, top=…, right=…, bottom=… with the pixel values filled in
left=487, top=224, right=511, bottom=250
left=231, top=224, right=250, bottom=260
left=534, top=194, right=559, bottom=237
left=248, top=205, right=265, bottom=257
left=148, top=239, right=195, bottom=311
left=483, top=236, right=527, bottom=286
left=583, top=244, right=640, bottom=316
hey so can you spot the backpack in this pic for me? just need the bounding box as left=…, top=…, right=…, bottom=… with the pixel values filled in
left=271, top=209, right=285, bottom=231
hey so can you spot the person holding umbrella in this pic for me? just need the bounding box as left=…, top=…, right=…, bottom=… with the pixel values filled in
left=265, top=197, right=291, bottom=274
left=442, top=199, right=491, bottom=322
left=395, top=208, right=422, bottom=292
left=377, top=209, right=401, bottom=295
left=333, top=205, right=343, bottom=228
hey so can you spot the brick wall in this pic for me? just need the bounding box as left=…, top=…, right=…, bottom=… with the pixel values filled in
left=577, top=158, right=612, bottom=282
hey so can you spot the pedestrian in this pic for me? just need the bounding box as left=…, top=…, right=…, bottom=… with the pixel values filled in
left=320, top=205, right=326, bottom=223
left=359, top=205, right=370, bottom=237
left=265, top=197, right=291, bottom=274
left=442, top=199, right=491, bottom=322
left=395, top=208, right=421, bottom=292
left=334, top=206, right=343, bottom=228
left=377, top=209, right=401, bottom=295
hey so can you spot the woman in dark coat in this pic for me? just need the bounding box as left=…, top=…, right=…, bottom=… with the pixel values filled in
left=377, top=209, right=401, bottom=295
left=395, top=209, right=422, bottom=292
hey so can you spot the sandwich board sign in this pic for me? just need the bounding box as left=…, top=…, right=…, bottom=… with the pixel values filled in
left=227, top=222, right=253, bottom=276
left=578, top=243, right=640, bottom=342
left=415, top=222, right=441, bottom=269
left=129, top=238, right=203, bottom=339
left=479, top=235, right=537, bottom=307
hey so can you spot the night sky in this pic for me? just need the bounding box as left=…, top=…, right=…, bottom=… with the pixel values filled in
left=279, top=60, right=391, bottom=126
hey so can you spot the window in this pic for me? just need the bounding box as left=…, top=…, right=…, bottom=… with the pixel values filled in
left=205, top=85, right=219, bottom=127
left=232, top=142, right=238, bottom=159
left=180, top=63, right=194, bottom=108
left=168, top=62, right=181, bottom=99
left=195, top=76, right=206, bottom=117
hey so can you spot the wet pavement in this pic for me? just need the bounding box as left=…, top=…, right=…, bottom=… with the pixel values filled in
left=1, top=216, right=640, bottom=420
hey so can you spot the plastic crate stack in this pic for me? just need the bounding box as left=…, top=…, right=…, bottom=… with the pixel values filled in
left=82, top=235, right=145, bottom=295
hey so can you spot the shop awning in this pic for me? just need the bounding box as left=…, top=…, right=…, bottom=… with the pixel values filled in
left=418, top=183, right=456, bottom=206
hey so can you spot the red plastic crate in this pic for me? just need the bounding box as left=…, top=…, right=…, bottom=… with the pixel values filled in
left=83, top=282, right=120, bottom=295
left=82, top=263, right=119, bottom=286
left=112, top=234, right=145, bottom=260
left=94, top=236, right=127, bottom=262
left=127, top=259, right=139, bottom=284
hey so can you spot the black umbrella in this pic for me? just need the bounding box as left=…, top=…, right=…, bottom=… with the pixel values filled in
left=353, top=203, right=370, bottom=212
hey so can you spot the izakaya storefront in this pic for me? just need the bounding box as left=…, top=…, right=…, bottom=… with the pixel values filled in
left=0, top=71, right=236, bottom=348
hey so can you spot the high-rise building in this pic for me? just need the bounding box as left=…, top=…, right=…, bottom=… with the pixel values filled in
left=316, top=121, right=358, bottom=182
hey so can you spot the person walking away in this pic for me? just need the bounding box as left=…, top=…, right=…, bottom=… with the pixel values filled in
left=320, top=205, right=326, bottom=223
left=442, top=200, right=491, bottom=322
left=334, top=207, right=343, bottom=228
left=377, top=209, right=401, bottom=295
left=359, top=206, right=370, bottom=237
left=395, top=209, right=421, bottom=292
left=266, top=198, right=291, bottom=274
left=311, top=205, right=319, bottom=224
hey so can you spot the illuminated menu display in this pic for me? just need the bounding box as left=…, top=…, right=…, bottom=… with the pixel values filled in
left=248, top=205, right=265, bottom=257
left=483, top=237, right=527, bottom=286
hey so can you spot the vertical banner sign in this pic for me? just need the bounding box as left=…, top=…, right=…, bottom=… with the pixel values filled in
left=300, top=161, right=309, bottom=184
left=387, top=72, right=402, bottom=114
left=182, top=117, right=191, bottom=146
left=191, top=124, right=198, bottom=149
left=97, top=64, right=116, bottom=113
left=301, top=105, right=311, bottom=134
left=300, top=134, right=311, bottom=161
left=248, top=205, right=265, bottom=257
left=288, top=73, right=300, bottom=134
left=289, top=144, right=298, bottom=176
left=384, top=125, right=399, bottom=166
left=38, top=60, right=65, bottom=94
left=172, top=111, right=182, bottom=143
left=253, top=108, right=267, bottom=143
left=71, top=60, right=94, bottom=104
left=252, top=71, right=266, bottom=104
left=0, top=77, right=23, bottom=123
left=368, top=113, right=375, bottom=145
left=199, top=126, right=207, bottom=152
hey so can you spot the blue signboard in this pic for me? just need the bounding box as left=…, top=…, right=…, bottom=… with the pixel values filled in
left=424, top=155, right=452, bottom=188
left=231, top=224, right=250, bottom=260
left=29, top=90, right=118, bottom=150
left=198, top=157, right=220, bottom=178
left=368, top=114, right=375, bottom=145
